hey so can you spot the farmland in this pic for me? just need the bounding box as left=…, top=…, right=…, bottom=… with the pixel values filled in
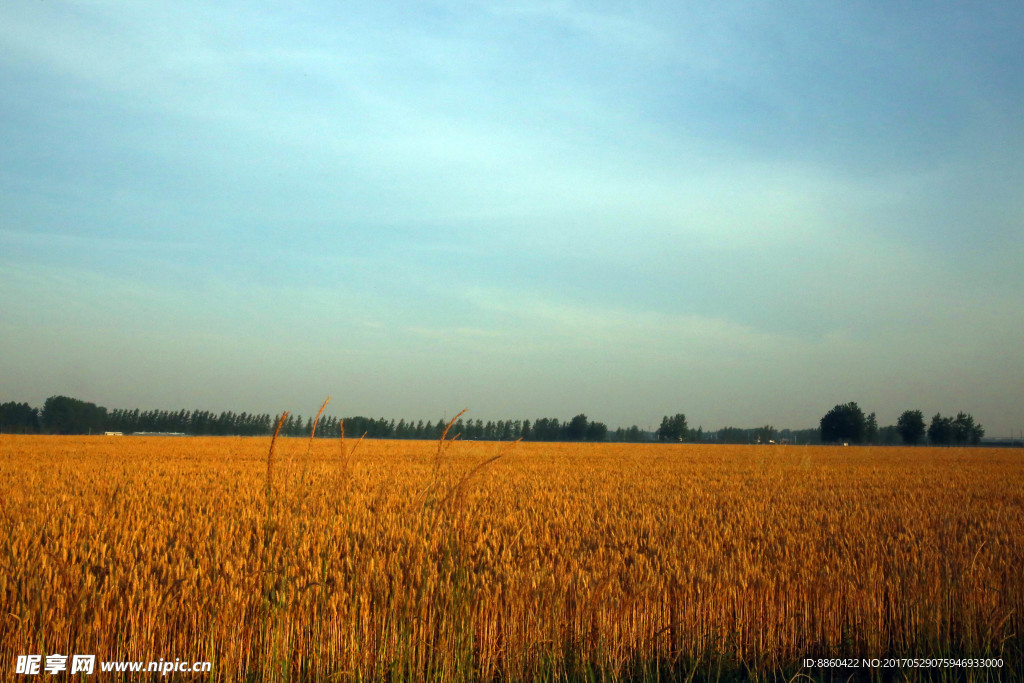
left=1, top=434, right=1022, bottom=681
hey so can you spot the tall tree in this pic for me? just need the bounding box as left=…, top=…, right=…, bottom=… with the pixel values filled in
left=896, top=410, right=926, bottom=445
left=532, top=418, right=560, bottom=441
left=584, top=420, right=608, bottom=442
left=0, top=402, right=40, bottom=433
left=952, top=412, right=984, bottom=445
left=657, top=414, right=688, bottom=442
left=928, top=413, right=954, bottom=446
left=820, top=402, right=866, bottom=444
left=566, top=414, right=589, bottom=441
left=864, top=412, right=878, bottom=444
left=41, top=396, right=107, bottom=435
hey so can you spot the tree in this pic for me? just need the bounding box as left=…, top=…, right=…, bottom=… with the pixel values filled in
left=41, top=396, right=107, bottom=435
left=876, top=425, right=900, bottom=445
left=952, top=412, right=984, bottom=446
left=896, top=410, right=926, bottom=445
left=566, top=414, right=589, bottom=441
left=716, top=427, right=750, bottom=444
left=657, top=414, right=688, bottom=442
left=613, top=425, right=645, bottom=442
left=820, top=402, right=866, bottom=444
left=928, top=413, right=954, bottom=446
left=864, top=412, right=878, bottom=444
left=0, top=402, right=40, bottom=433
left=754, top=425, right=777, bottom=444
left=970, top=421, right=985, bottom=445
left=584, top=420, right=608, bottom=442
left=532, top=418, right=560, bottom=441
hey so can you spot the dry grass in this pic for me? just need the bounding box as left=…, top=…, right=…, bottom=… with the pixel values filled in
left=1, top=434, right=1021, bottom=681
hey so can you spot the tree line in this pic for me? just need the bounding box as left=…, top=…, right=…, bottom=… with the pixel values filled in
left=654, top=414, right=824, bottom=445
left=1, top=396, right=989, bottom=447
left=0, top=396, right=635, bottom=442
left=819, top=402, right=985, bottom=446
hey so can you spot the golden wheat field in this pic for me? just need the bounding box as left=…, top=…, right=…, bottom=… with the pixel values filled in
left=1, top=433, right=1022, bottom=681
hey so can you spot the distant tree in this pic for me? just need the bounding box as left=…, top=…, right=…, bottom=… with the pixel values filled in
left=820, top=402, right=866, bottom=444
left=657, top=414, right=688, bottom=442
left=314, top=415, right=330, bottom=438
left=754, top=425, right=777, bottom=444
left=966, top=423, right=983, bottom=446
left=896, top=410, right=926, bottom=445
left=864, top=412, right=878, bottom=444
left=41, top=396, right=107, bottom=435
left=970, top=420, right=984, bottom=445
left=0, top=402, right=40, bottom=433
left=565, top=414, right=589, bottom=441
left=928, top=413, right=954, bottom=446
left=782, top=430, right=823, bottom=446
left=584, top=420, right=608, bottom=442
left=532, top=418, right=560, bottom=441
left=716, top=427, right=750, bottom=444
left=613, top=425, right=645, bottom=442
left=952, top=413, right=972, bottom=446
left=876, top=425, right=900, bottom=445
left=952, top=412, right=984, bottom=446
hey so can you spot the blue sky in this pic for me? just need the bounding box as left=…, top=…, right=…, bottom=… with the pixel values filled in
left=2, top=1, right=1022, bottom=435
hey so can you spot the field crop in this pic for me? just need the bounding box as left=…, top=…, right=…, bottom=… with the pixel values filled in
left=1, top=433, right=1022, bottom=681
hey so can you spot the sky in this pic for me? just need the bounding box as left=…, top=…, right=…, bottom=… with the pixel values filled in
left=2, top=1, right=1022, bottom=436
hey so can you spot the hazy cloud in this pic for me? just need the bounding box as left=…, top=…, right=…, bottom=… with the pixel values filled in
left=2, top=0, right=1022, bottom=434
